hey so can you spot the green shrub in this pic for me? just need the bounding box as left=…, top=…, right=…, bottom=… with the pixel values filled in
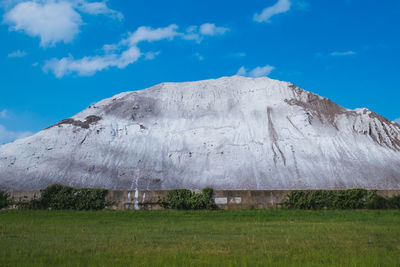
left=159, top=187, right=217, bottom=210
left=387, top=195, right=400, bottom=209
left=159, top=189, right=193, bottom=210
left=0, top=190, right=12, bottom=209
left=285, top=189, right=399, bottom=210
left=20, top=184, right=110, bottom=210
left=334, top=189, right=368, bottom=209
left=18, top=198, right=45, bottom=210
left=365, top=190, right=388, bottom=209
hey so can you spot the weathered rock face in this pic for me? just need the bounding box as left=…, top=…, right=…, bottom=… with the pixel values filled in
left=1, top=76, right=400, bottom=190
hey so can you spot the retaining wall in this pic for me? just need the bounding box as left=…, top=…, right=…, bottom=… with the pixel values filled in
left=7, top=189, right=400, bottom=210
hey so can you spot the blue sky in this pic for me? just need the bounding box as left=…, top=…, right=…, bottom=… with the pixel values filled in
left=0, top=0, right=399, bottom=143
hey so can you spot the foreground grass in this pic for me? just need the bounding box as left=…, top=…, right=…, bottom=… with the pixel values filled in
left=1, top=210, right=400, bottom=266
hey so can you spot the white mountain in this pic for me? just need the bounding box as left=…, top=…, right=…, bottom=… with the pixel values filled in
left=1, top=76, right=400, bottom=190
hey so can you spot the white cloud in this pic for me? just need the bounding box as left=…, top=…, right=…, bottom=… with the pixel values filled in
left=43, top=24, right=181, bottom=77
left=253, top=0, right=292, bottom=23
left=7, top=49, right=27, bottom=58
left=2, top=0, right=123, bottom=47
left=43, top=24, right=179, bottom=77
left=125, top=24, right=180, bottom=45
left=144, top=51, right=160, bottom=60
left=236, top=66, right=247, bottom=76
left=3, top=1, right=82, bottom=47
left=182, top=23, right=229, bottom=43
left=236, top=65, right=275, bottom=77
left=43, top=23, right=228, bottom=77
left=43, top=25, right=178, bottom=77
left=316, top=51, right=357, bottom=57
left=199, top=23, right=229, bottom=36
left=43, top=25, right=178, bottom=78
left=330, top=51, right=356, bottom=56
left=394, top=118, right=400, bottom=124
left=0, top=109, right=7, bottom=118
left=43, top=46, right=141, bottom=77
left=183, top=25, right=200, bottom=42
left=75, top=0, right=123, bottom=20
left=249, top=65, right=275, bottom=77
left=128, top=23, right=228, bottom=44
left=0, top=124, right=32, bottom=144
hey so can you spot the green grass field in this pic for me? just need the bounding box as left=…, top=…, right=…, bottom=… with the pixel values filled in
left=1, top=210, right=400, bottom=266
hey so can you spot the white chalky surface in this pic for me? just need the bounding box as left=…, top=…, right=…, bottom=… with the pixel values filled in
left=1, top=76, right=400, bottom=190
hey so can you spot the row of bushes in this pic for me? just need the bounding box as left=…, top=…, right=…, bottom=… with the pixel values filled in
left=0, top=190, right=12, bottom=209
left=159, top=187, right=217, bottom=210
left=2, top=186, right=400, bottom=210
left=1, top=184, right=111, bottom=210
left=284, top=189, right=400, bottom=209
left=1, top=185, right=217, bottom=210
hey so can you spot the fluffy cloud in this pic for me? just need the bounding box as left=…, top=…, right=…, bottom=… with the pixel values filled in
left=43, top=46, right=141, bottom=77
left=43, top=24, right=177, bottom=77
left=124, top=24, right=180, bottom=45
left=330, top=51, right=356, bottom=56
left=3, top=0, right=123, bottom=47
left=75, top=0, right=123, bottom=20
left=0, top=124, right=32, bottom=144
left=3, top=1, right=82, bottom=47
left=43, top=23, right=228, bottom=77
left=199, top=23, right=229, bottom=36
left=183, top=23, right=229, bottom=43
left=7, top=50, right=27, bottom=58
left=236, top=65, right=275, bottom=77
left=253, top=0, right=291, bottom=23
left=236, top=66, right=247, bottom=76
left=144, top=51, right=160, bottom=60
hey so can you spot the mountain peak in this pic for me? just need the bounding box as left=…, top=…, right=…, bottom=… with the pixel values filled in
left=1, top=76, right=400, bottom=190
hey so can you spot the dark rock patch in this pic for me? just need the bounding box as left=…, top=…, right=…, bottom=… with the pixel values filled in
left=46, top=115, right=102, bottom=130
left=286, top=84, right=346, bottom=129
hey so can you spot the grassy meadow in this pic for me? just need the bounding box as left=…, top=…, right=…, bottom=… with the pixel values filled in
left=1, top=209, right=400, bottom=266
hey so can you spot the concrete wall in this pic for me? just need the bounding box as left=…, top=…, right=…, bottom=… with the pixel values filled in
left=8, top=190, right=40, bottom=203
left=106, top=190, right=292, bottom=210
left=6, top=189, right=400, bottom=210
